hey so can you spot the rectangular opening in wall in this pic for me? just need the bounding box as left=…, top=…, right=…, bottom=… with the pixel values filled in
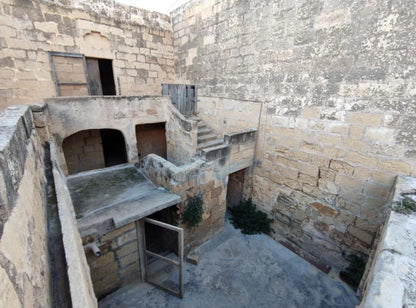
left=100, top=129, right=128, bottom=167
left=86, top=58, right=116, bottom=95
left=136, top=123, right=167, bottom=160
left=226, top=168, right=248, bottom=209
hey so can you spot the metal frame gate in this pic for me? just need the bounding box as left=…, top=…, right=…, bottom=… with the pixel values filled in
left=136, top=218, right=184, bottom=298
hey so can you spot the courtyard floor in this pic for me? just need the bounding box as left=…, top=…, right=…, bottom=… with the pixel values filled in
left=99, top=217, right=359, bottom=308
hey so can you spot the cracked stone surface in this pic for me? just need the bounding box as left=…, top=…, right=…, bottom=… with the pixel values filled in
left=99, top=218, right=359, bottom=308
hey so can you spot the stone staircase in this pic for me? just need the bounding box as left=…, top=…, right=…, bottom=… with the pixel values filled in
left=187, top=116, right=225, bottom=151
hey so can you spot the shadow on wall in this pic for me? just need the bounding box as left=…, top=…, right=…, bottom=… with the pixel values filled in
left=62, top=129, right=127, bottom=175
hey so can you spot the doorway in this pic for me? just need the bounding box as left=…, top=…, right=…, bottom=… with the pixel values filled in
left=100, top=129, right=128, bottom=167
left=135, top=123, right=167, bottom=160
left=137, top=206, right=184, bottom=298
left=226, top=168, right=247, bottom=209
left=86, top=57, right=116, bottom=95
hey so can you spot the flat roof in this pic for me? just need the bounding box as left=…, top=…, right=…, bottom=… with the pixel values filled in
left=67, top=164, right=181, bottom=236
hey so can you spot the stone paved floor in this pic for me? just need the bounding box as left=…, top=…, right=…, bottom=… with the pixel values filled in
left=99, top=218, right=360, bottom=308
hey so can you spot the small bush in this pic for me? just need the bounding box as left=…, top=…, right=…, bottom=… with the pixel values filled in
left=391, top=197, right=416, bottom=214
left=340, top=254, right=366, bottom=290
left=181, top=195, right=203, bottom=228
left=229, top=199, right=273, bottom=235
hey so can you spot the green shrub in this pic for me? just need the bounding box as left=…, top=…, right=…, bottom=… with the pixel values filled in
left=340, top=254, right=366, bottom=290
left=229, top=199, right=273, bottom=235
left=391, top=197, right=416, bottom=214
left=181, top=195, right=203, bottom=228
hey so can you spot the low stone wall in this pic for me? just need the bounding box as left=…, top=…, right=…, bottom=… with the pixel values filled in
left=166, top=101, right=198, bottom=165
left=0, top=106, right=50, bottom=307
left=141, top=129, right=257, bottom=249
left=359, top=176, right=416, bottom=308
left=50, top=140, right=97, bottom=307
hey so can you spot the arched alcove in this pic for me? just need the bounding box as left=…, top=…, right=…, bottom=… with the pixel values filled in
left=62, top=129, right=127, bottom=175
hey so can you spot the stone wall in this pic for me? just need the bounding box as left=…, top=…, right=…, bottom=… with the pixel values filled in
left=0, top=106, right=51, bottom=307
left=62, top=129, right=106, bottom=174
left=141, top=129, right=257, bottom=248
left=46, top=96, right=197, bottom=173
left=166, top=102, right=198, bottom=165
left=83, top=222, right=139, bottom=300
left=50, top=139, right=97, bottom=307
left=197, top=96, right=261, bottom=136
left=0, top=0, right=175, bottom=111
left=359, top=176, right=416, bottom=307
left=171, top=0, right=416, bottom=268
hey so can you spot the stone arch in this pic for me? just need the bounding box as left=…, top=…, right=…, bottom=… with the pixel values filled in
left=62, top=128, right=127, bottom=174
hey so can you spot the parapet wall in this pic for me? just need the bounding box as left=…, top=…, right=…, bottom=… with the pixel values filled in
left=359, top=176, right=416, bottom=307
left=0, top=0, right=174, bottom=111
left=50, top=139, right=97, bottom=307
left=172, top=0, right=416, bottom=269
left=0, top=106, right=50, bottom=306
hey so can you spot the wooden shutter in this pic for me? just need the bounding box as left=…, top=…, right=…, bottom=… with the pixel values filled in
left=49, top=52, right=91, bottom=96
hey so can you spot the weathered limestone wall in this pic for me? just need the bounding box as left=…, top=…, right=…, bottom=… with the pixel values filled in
left=0, top=106, right=50, bottom=307
left=50, top=139, right=97, bottom=307
left=197, top=96, right=261, bottom=136
left=83, top=222, right=139, bottom=299
left=141, top=155, right=227, bottom=247
left=141, top=129, right=256, bottom=248
left=46, top=96, right=197, bottom=173
left=0, top=0, right=175, bottom=111
left=166, top=102, right=198, bottom=165
left=172, top=0, right=416, bottom=268
left=359, top=176, right=416, bottom=308
left=63, top=129, right=106, bottom=174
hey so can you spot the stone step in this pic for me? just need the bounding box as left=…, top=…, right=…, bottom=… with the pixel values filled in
left=197, top=121, right=207, bottom=129
left=197, top=127, right=213, bottom=136
left=197, top=133, right=217, bottom=143
left=202, top=144, right=230, bottom=161
left=187, top=116, right=201, bottom=122
left=197, top=138, right=224, bottom=151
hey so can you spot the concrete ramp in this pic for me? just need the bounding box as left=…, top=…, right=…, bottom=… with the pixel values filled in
left=67, top=164, right=181, bottom=237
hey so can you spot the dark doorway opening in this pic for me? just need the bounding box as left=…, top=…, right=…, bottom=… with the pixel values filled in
left=86, top=57, right=116, bottom=95
left=145, top=206, right=179, bottom=256
left=62, top=129, right=127, bottom=174
left=226, top=168, right=247, bottom=209
left=101, top=129, right=127, bottom=167
left=98, top=59, right=116, bottom=95
left=136, top=123, right=167, bottom=160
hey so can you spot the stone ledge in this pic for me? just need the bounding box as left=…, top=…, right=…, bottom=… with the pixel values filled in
left=0, top=105, right=34, bottom=237
left=360, top=176, right=416, bottom=308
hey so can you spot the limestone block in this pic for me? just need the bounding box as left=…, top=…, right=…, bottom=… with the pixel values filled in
left=345, top=151, right=378, bottom=168
left=342, top=138, right=366, bottom=152
left=353, top=166, right=371, bottom=180
left=348, top=113, right=381, bottom=126
left=327, top=122, right=349, bottom=135
left=319, top=168, right=337, bottom=181
left=365, top=127, right=395, bottom=143
left=335, top=174, right=363, bottom=191
left=314, top=9, right=351, bottom=30
left=329, top=159, right=354, bottom=175
left=379, top=159, right=411, bottom=175
left=364, top=182, right=390, bottom=199
left=372, top=171, right=396, bottom=186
